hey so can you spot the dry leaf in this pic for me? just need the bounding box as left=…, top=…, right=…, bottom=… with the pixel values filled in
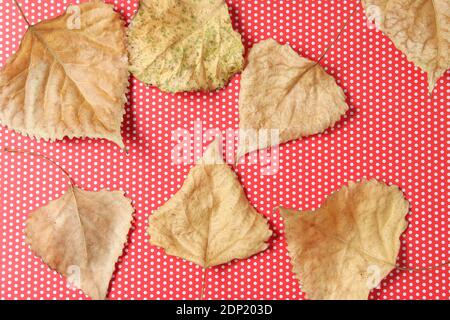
left=25, top=186, right=134, bottom=300
left=237, top=39, right=348, bottom=158
left=0, top=2, right=129, bottom=147
left=128, top=0, right=244, bottom=92
left=280, top=180, right=409, bottom=300
left=362, top=0, right=450, bottom=93
left=148, top=139, right=272, bottom=267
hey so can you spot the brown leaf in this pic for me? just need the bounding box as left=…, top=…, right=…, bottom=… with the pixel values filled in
left=148, top=139, right=272, bottom=268
left=25, top=186, right=134, bottom=300
left=128, top=0, right=244, bottom=92
left=0, top=2, right=129, bottom=147
left=281, top=180, right=409, bottom=300
left=362, top=0, right=450, bottom=93
left=237, top=39, right=348, bottom=158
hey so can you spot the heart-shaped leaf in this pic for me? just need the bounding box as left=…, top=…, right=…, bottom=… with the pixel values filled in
left=362, top=0, right=450, bottom=93
left=281, top=180, right=409, bottom=300
left=148, top=139, right=272, bottom=268
left=237, top=39, right=348, bottom=158
left=128, top=0, right=244, bottom=92
left=26, top=186, right=134, bottom=300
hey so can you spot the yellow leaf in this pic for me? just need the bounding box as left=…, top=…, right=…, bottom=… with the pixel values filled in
left=25, top=186, right=134, bottom=300
left=128, top=0, right=244, bottom=93
left=148, top=139, right=272, bottom=268
left=280, top=180, right=409, bottom=300
left=362, top=0, right=450, bottom=93
left=237, top=39, right=348, bottom=158
left=0, top=2, right=129, bottom=147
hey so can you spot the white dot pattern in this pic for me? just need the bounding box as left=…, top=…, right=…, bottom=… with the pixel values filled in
left=0, top=0, right=449, bottom=300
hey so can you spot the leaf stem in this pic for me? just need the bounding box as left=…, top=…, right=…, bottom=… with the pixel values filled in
left=2, top=147, right=75, bottom=186
left=13, top=0, right=31, bottom=26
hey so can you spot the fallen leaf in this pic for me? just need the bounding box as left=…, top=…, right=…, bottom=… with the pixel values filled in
left=362, top=0, right=450, bottom=93
left=25, top=186, right=134, bottom=300
left=0, top=1, right=129, bottom=148
left=280, top=180, right=409, bottom=300
left=237, top=39, right=348, bottom=158
left=128, top=0, right=244, bottom=92
left=148, top=139, right=272, bottom=268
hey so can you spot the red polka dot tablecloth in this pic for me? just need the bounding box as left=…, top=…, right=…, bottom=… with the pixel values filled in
left=0, top=0, right=449, bottom=300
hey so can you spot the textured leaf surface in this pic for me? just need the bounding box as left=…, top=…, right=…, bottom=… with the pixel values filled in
left=148, top=139, right=272, bottom=268
left=0, top=2, right=129, bottom=147
left=128, top=0, right=244, bottom=92
left=237, top=39, right=348, bottom=158
left=281, top=180, right=409, bottom=300
left=25, top=186, right=134, bottom=300
left=362, top=0, right=450, bottom=93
